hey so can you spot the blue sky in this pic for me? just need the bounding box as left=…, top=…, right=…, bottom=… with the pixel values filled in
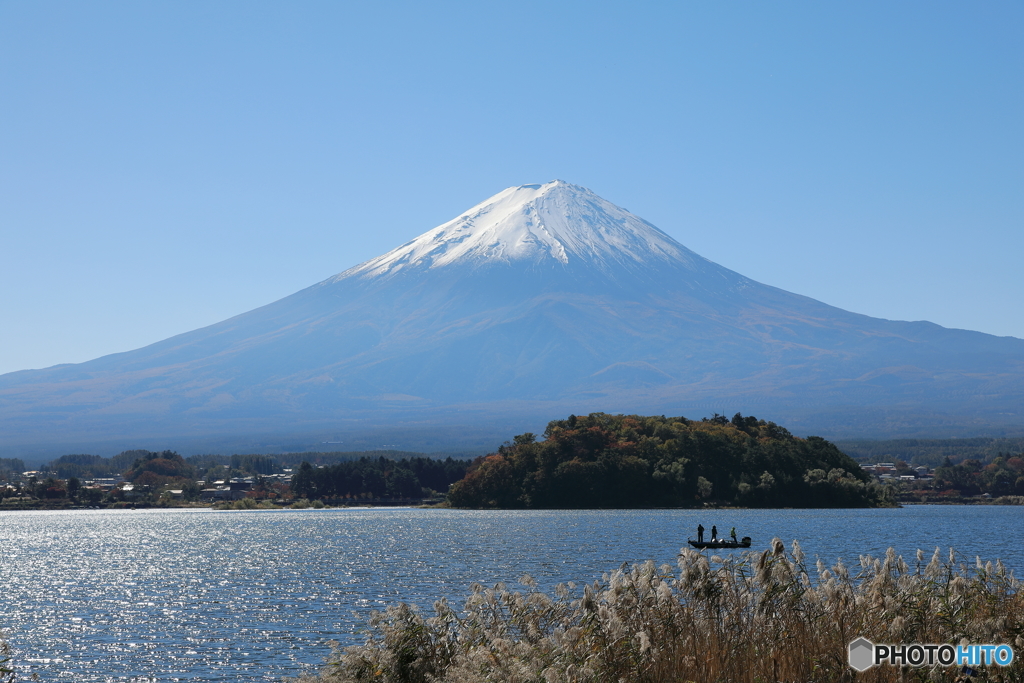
left=2, top=2, right=1021, bottom=376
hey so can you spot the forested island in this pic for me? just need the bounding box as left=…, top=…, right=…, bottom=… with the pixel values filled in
left=448, top=413, right=890, bottom=508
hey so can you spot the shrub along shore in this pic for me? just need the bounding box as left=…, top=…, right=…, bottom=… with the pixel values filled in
left=299, top=541, right=1023, bottom=683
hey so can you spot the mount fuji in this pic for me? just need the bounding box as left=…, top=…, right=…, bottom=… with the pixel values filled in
left=3, top=180, right=1024, bottom=456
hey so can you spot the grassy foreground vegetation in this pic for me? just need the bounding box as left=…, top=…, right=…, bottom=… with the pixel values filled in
left=300, top=541, right=1023, bottom=683
left=0, top=635, right=12, bottom=683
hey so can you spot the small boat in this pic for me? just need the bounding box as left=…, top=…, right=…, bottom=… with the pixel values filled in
left=687, top=536, right=751, bottom=550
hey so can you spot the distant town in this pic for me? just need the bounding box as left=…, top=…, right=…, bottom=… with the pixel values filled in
left=860, top=457, right=1024, bottom=504
left=0, top=450, right=471, bottom=510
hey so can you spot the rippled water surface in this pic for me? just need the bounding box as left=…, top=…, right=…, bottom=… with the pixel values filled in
left=1, top=505, right=1021, bottom=681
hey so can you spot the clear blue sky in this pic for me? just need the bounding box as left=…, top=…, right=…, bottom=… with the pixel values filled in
left=2, top=2, right=1021, bottom=376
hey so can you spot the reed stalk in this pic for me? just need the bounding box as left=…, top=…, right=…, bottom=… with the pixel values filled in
left=299, top=541, right=1023, bottom=683
left=0, top=635, right=13, bottom=683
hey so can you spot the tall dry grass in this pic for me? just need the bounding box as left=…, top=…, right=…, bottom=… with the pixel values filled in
left=299, top=540, right=1024, bottom=683
left=0, top=636, right=13, bottom=683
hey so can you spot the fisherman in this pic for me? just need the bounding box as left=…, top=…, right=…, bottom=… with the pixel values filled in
left=730, top=527, right=737, bottom=543
left=697, top=524, right=705, bottom=543
left=711, top=525, right=718, bottom=541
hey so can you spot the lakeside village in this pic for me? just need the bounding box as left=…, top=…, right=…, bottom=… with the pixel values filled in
left=0, top=450, right=464, bottom=510
left=0, top=466, right=311, bottom=509
left=2, top=448, right=1023, bottom=510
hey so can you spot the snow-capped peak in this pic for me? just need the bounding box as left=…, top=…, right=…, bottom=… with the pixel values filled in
left=337, top=180, right=699, bottom=280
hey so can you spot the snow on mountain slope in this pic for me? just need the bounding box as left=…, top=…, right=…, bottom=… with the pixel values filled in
left=3, top=178, right=1024, bottom=457
left=336, top=180, right=704, bottom=280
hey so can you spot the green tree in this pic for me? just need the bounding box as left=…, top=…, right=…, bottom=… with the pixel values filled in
left=181, top=480, right=201, bottom=502
left=292, top=462, right=316, bottom=499
left=385, top=468, right=420, bottom=498
left=80, top=487, right=103, bottom=505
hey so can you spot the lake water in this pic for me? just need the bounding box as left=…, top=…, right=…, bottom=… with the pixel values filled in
left=1, top=505, right=1021, bottom=681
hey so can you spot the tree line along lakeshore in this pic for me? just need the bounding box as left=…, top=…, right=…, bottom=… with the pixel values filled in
left=2, top=413, right=1023, bottom=510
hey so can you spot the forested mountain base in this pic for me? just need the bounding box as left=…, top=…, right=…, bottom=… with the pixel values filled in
left=448, top=413, right=889, bottom=509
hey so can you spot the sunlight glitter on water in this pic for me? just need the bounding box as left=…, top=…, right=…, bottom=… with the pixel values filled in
left=1, top=506, right=1021, bottom=681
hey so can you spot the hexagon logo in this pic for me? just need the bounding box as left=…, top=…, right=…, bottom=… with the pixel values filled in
left=849, top=637, right=875, bottom=672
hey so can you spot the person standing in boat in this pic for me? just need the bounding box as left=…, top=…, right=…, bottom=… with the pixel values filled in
left=711, top=525, right=718, bottom=541
left=697, top=524, right=705, bottom=543
left=730, top=527, right=737, bottom=543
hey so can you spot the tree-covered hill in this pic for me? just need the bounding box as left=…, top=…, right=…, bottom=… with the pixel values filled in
left=448, top=413, right=888, bottom=509
left=124, top=451, right=195, bottom=487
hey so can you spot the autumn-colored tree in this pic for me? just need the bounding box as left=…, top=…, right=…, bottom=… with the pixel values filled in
left=124, top=451, right=195, bottom=488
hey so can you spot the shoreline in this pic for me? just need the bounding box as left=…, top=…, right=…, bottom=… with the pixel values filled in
left=3, top=498, right=1022, bottom=512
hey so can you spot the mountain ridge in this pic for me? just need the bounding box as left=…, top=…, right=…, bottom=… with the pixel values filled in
left=3, top=180, right=1023, bottom=457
